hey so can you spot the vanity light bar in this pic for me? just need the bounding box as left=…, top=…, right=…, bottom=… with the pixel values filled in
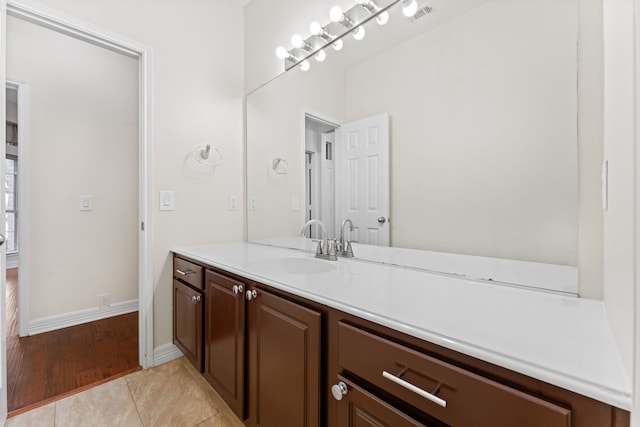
left=275, top=0, right=406, bottom=72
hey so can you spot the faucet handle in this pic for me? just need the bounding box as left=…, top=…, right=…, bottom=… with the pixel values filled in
left=327, top=239, right=337, bottom=260
left=344, top=241, right=354, bottom=258
left=311, top=239, right=324, bottom=255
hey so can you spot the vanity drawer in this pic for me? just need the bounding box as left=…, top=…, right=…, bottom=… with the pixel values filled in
left=174, top=257, right=204, bottom=290
left=338, top=322, right=571, bottom=427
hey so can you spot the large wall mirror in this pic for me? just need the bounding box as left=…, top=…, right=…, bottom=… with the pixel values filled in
left=247, top=0, right=583, bottom=280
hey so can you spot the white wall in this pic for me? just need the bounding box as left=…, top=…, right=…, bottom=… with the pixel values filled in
left=345, top=0, right=579, bottom=266
left=246, top=66, right=345, bottom=240
left=602, top=0, right=636, bottom=380
left=7, top=16, right=139, bottom=319
left=18, top=0, right=245, bottom=348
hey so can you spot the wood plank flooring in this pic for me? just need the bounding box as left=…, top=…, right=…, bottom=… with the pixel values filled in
left=6, top=268, right=140, bottom=414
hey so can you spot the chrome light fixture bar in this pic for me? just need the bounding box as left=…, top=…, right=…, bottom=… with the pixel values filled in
left=356, top=0, right=390, bottom=25
left=276, top=0, right=406, bottom=72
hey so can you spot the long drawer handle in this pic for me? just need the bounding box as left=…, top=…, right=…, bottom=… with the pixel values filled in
left=176, top=269, right=195, bottom=276
left=382, top=370, right=447, bottom=408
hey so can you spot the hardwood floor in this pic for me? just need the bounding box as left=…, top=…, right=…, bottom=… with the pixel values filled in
left=6, top=268, right=140, bottom=414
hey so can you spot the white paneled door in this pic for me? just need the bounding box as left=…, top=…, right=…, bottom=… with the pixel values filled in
left=338, top=113, right=390, bottom=246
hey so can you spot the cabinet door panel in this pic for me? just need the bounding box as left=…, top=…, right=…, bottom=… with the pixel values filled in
left=204, top=270, right=245, bottom=419
left=248, top=289, right=321, bottom=427
left=173, top=280, right=203, bottom=371
left=336, top=376, right=426, bottom=427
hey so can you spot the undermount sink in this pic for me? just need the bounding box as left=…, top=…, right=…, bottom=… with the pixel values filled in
left=257, top=257, right=336, bottom=275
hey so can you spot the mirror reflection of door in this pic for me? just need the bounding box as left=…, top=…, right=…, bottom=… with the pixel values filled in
left=339, top=113, right=390, bottom=246
left=304, top=112, right=390, bottom=246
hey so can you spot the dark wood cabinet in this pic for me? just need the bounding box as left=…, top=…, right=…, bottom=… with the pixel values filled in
left=173, top=256, right=205, bottom=372
left=173, top=253, right=629, bottom=427
left=173, top=279, right=203, bottom=371
left=335, top=375, right=426, bottom=427
left=203, top=270, right=246, bottom=419
left=333, top=321, right=571, bottom=427
left=247, top=287, right=322, bottom=427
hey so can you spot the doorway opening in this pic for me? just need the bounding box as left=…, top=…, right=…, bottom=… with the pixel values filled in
left=2, top=1, right=154, bottom=418
left=304, top=114, right=339, bottom=239
left=5, top=41, right=140, bottom=414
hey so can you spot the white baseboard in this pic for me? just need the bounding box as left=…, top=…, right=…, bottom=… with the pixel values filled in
left=153, top=342, right=183, bottom=366
left=28, top=299, right=138, bottom=335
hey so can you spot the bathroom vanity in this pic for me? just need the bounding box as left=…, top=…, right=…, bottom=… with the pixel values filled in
left=173, top=242, right=630, bottom=427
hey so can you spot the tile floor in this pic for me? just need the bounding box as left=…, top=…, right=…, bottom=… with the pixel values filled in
left=6, top=357, right=245, bottom=427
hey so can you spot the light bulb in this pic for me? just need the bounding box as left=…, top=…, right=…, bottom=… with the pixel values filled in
left=376, top=11, right=389, bottom=25
left=309, top=21, right=323, bottom=36
left=299, top=60, right=310, bottom=71
left=315, top=49, right=326, bottom=62
left=275, top=46, right=289, bottom=59
left=332, top=39, right=343, bottom=51
left=352, top=26, right=365, bottom=40
left=402, top=0, right=418, bottom=17
left=291, top=34, right=304, bottom=48
left=330, top=5, right=344, bottom=22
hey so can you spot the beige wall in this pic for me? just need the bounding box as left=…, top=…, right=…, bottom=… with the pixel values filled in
left=345, top=0, right=579, bottom=266
left=7, top=16, right=139, bottom=319
left=19, top=0, right=245, bottom=348
left=602, top=0, right=635, bottom=377
left=247, top=66, right=345, bottom=240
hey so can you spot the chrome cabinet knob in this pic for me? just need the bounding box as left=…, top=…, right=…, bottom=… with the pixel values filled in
left=232, top=285, right=244, bottom=295
left=191, top=295, right=201, bottom=304
left=331, top=381, right=348, bottom=401
left=246, top=289, right=257, bottom=301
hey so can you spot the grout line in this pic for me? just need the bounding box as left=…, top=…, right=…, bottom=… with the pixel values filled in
left=125, top=370, right=145, bottom=426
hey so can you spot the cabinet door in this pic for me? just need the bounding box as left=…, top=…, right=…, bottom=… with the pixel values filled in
left=335, top=376, right=427, bottom=427
left=173, top=280, right=203, bottom=371
left=247, top=288, right=322, bottom=427
left=204, top=270, right=246, bottom=419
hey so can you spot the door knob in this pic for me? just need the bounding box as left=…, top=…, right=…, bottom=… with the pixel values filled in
left=377, top=217, right=386, bottom=224
left=0, top=234, right=5, bottom=246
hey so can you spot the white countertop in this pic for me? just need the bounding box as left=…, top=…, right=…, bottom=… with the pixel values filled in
left=173, top=242, right=632, bottom=410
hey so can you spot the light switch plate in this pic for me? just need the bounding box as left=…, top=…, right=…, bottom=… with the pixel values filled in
left=229, top=195, right=239, bottom=211
left=159, top=191, right=175, bottom=211
left=249, top=196, right=257, bottom=211
left=291, top=196, right=300, bottom=211
left=80, top=195, right=93, bottom=211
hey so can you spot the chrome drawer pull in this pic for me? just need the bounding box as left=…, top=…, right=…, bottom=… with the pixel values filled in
left=176, top=269, right=195, bottom=276
left=382, top=370, right=447, bottom=408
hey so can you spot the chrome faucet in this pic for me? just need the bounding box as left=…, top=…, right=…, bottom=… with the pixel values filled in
left=338, top=219, right=355, bottom=258
left=300, top=219, right=337, bottom=261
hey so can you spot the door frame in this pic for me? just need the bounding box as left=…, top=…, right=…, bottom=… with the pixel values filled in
left=2, top=0, right=155, bottom=375
left=5, top=78, right=27, bottom=337
left=301, top=108, right=341, bottom=233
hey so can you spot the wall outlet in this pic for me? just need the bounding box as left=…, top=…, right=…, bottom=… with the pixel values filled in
left=79, top=195, right=93, bottom=211
left=99, top=293, right=110, bottom=309
left=249, top=196, right=257, bottom=211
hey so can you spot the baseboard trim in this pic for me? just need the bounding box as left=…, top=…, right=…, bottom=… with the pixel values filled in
left=28, top=299, right=138, bottom=335
left=153, top=342, right=183, bottom=366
